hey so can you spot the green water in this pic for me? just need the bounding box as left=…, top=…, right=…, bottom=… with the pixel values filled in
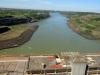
left=0, top=13, right=100, bottom=55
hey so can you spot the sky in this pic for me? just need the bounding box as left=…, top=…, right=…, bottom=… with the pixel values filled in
left=0, top=0, right=100, bottom=12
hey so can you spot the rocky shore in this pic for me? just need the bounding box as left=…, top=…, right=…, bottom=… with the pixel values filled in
left=0, top=23, right=38, bottom=50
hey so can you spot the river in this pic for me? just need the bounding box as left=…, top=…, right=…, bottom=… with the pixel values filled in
left=0, top=13, right=100, bottom=55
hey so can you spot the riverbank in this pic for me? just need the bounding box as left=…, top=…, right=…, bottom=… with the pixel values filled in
left=0, top=13, right=99, bottom=55
left=0, top=8, right=50, bottom=50
left=68, top=18, right=100, bottom=40
left=0, top=23, right=38, bottom=50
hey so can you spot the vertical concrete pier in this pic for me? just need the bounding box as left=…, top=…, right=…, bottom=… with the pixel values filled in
left=71, top=54, right=88, bottom=75
left=71, top=62, right=87, bottom=75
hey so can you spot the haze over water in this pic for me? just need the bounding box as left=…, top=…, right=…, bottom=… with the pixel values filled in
left=0, top=13, right=100, bottom=55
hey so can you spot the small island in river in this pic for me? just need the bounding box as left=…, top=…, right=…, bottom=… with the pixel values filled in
left=0, top=8, right=49, bottom=49
left=63, top=12, right=100, bottom=40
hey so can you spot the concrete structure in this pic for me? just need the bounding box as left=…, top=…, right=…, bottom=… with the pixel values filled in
left=71, top=62, right=87, bottom=75
left=70, top=53, right=87, bottom=75
left=1, top=54, right=100, bottom=75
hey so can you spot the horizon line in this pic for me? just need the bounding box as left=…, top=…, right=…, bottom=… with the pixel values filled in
left=0, top=7, right=100, bottom=13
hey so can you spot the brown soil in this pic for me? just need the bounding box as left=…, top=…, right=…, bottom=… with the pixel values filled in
left=68, top=19, right=81, bottom=33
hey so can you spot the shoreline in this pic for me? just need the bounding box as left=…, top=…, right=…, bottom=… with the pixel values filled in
left=68, top=19, right=99, bottom=40
left=0, top=23, right=39, bottom=50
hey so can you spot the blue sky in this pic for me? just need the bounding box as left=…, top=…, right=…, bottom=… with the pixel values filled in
left=0, top=0, right=100, bottom=12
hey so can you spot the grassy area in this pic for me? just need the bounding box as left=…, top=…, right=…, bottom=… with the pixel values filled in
left=64, top=12, right=100, bottom=39
left=0, top=8, right=49, bottom=20
left=0, top=24, right=29, bottom=41
left=0, top=8, right=49, bottom=41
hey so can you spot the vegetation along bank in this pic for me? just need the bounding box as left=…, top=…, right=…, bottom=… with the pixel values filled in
left=64, top=12, right=100, bottom=40
left=0, top=8, right=50, bottom=49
